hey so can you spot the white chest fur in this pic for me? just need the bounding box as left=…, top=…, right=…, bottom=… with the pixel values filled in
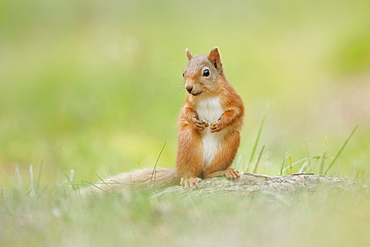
left=195, top=97, right=226, bottom=167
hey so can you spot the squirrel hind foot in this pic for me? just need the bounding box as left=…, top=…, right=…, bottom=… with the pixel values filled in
left=180, top=177, right=201, bottom=190
left=225, top=167, right=240, bottom=180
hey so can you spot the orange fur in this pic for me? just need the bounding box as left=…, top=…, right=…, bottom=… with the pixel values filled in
left=80, top=47, right=244, bottom=194
left=176, top=47, right=244, bottom=187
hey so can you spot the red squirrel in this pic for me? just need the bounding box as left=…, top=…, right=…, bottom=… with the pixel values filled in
left=80, top=47, right=244, bottom=193
left=176, top=47, right=244, bottom=188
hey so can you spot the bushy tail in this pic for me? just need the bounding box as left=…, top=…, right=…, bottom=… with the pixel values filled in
left=78, top=168, right=179, bottom=195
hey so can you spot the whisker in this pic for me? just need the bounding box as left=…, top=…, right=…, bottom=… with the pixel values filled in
left=167, top=62, right=185, bottom=71
left=162, top=74, right=184, bottom=84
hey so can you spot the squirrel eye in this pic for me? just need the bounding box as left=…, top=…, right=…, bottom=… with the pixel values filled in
left=182, top=72, right=184, bottom=77
left=203, top=69, right=210, bottom=77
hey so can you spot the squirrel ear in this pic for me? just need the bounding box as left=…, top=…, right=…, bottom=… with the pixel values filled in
left=207, top=47, right=222, bottom=70
left=186, top=49, right=193, bottom=61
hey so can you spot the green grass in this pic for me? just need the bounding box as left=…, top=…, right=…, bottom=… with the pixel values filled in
left=1, top=0, right=370, bottom=246
left=324, top=125, right=359, bottom=175
left=1, top=171, right=369, bottom=247
left=248, top=103, right=269, bottom=173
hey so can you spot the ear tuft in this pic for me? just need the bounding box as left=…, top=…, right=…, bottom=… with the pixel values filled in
left=186, top=49, right=193, bottom=61
left=208, top=47, right=220, bottom=61
left=207, top=47, right=222, bottom=69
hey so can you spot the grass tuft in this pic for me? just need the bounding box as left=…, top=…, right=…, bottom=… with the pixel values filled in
left=249, top=103, right=269, bottom=166
left=253, top=144, right=265, bottom=173
left=324, top=125, right=359, bottom=175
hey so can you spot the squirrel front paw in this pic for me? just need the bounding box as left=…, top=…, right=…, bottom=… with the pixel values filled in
left=180, top=177, right=201, bottom=190
left=195, top=120, right=209, bottom=131
left=191, top=116, right=209, bottom=131
left=210, top=122, right=224, bottom=133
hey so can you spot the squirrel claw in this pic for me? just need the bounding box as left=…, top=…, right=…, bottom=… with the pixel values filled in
left=225, top=168, right=240, bottom=180
left=195, top=120, right=209, bottom=131
left=180, top=177, right=201, bottom=190
left=210, top=122, right=223, bottom=133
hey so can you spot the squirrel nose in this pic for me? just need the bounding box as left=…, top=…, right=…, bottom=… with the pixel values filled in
left=186, top=86, right=193, bottom=94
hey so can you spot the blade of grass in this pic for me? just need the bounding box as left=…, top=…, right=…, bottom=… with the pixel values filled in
left=253, top=144, right=265, bottom=173
left=280, top=151, right=289, bottom=175
left=319, top=153, right=326, bottom=175
left=68, top=169, right=75, bottom=184
left=305, top=141, right=311, bottom=170
left=282, top=157, right=308, bottom=173
left=234, top=155, right=243, bottom=171
left=36, top=159, right=44, bottom=191
left=29, top=164, right=36, bottom=197
left=249, top=103, right=269, bottom=165
left=354, top=167, right=365, bottom=184
left=151, top=142, right=167, bottom=185
left=95, top=173, right=112, bottom=190
left=15, top=166, right=22, bottom=189
left=319, top=136, right=328, bottom=174
left=302, top=156, right=321, bottom=174
left=324, top=125, right=359, bottom=175
left=82, top=181, right=108, bottom=192
left=137, top=160, right=143, bottom=169
left=298, top=160, right=309, bottom=173
left=55, top=170, right=75, bottom=191
left=68, top=169, right=75, bottom=191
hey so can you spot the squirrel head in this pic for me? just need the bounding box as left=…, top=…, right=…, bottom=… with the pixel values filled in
left=183, top=47, right=225, bottom=97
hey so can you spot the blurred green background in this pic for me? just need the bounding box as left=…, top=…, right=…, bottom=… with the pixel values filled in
left=1, top=0, right=369, bottom=184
